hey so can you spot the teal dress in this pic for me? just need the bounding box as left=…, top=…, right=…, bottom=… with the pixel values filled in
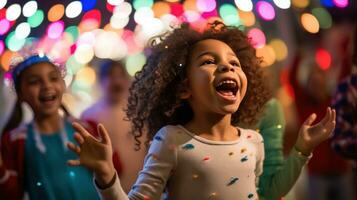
left=24, top=118, right=99, bottom=200
left=257, top=98, right=311, bottom=200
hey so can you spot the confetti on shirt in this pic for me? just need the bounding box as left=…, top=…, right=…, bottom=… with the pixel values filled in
left=241, top=155, right=248, bottom=162
left=227, top=177, right=239, bottom=186
left=182, top=143, right=195, bottom=150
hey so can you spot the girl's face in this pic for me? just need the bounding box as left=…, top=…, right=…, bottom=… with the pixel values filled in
left=101, top=65, right=130, bottom=103
left=18, top=62, right=65, bottom=117
left=182, top=39, right=247, bottom=117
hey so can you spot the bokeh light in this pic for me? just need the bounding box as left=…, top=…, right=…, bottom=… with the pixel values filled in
left=66, top=1, right=82, bottom=18
left=301, top=13, right=320, bottom=34
left=0, top=40, right=4, bottom=55
left=315, top=48, right=331, bottom=70
left=238, top=11, right=255, bottom=27
left=81, top=0, right=97, bottom=11
left=292, top=0, right=309, bottom=8
left=1, top=50, right=16, bottom=71
left=234, top=0, right=253, bottom=12
left=113, top=1, right=132, bottom=16
left=65, top=26, right=79, bottom=43
left=107, top=0, right=124, bottom=6
left=247, top=28, right=266, bottom=48
left=66, top=55, right=85, bottom=74
left=333, top=0, right=348, bottom=8
left=110, top=12, right=129, bottom=29
left=312, top=7, right=332, bottom=29
left=27, top=9, right=44, bottom=28
left=75, top=66, right=96, bottom=86
left=219, top=4, right=241, bottom=26
left=256, top=1, right=275, bottom=21
left=183, top=0, right=198, bottom=12
left=6, top=3, right=21, bottom=21
left=23, top=1, right=38, bottom=17
left=321, top=0, right=334, bottom=7
left=133, top=0, right=153, bottom=10
left=5, top=31, right=25, bottom=51
left=269, top=39, right=288, bottom=61
left=256, top=45, right=276, bottom=67
left=75, top=44, right=94, bottom=64
left=273, top=0, right=291, bottom=9
left=47, top=21, right=64, bottom=39
left=15, top=22, right=31, bottom=39
left=48, top=4, right=65, bottom=22
left=152, top=1, right=170, bottom=18
left=94, top=31, right=127, bottom=60
left=0, top=0, right=6, bottom=10
left=0, top=19, right=10, bottom=35
left=126, top=53, right=146, bottom=76
left=134, top=7, right=154, bottom=25
left=196, top=0, right=216, bottom=12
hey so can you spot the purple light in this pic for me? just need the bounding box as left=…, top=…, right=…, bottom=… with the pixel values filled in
left=0, top=19, right=10, bottom=35
left=333, top=0, right=348, bottom=8
left=256, top=1, right=275, bottom=21
left=0, top=40, right=4, bottom=55
left=247, top=28, right=266, bottom=48
left=196, top=0, right=216, bottom=12
left=47, top=21, right=64, bottom=39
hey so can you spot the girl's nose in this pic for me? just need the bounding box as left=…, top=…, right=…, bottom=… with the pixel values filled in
left=217, top=63, right=235, bottom=73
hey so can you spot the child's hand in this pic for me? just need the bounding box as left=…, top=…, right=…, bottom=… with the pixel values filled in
left=67, top=122, right=116, bottom=186
left=295, top=107, right=336, bottom=156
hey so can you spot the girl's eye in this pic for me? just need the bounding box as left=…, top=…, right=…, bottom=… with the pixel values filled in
left=28, top=79, right=39, bottom=85
left=230, top=61, right=241, bottom=68
left=50, top=76, right=59, bottom=81
left=201, top=59, right=215, bottom=65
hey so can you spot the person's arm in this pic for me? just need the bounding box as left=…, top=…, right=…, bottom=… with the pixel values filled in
left=67, top=123, right=176, bottom=200
left=0, top=131, right=25, bottom=199
left=258, top=99, right=334, bottom=200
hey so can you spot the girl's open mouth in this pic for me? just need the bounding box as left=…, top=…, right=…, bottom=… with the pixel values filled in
left=215, top=79, right=239, bottom=101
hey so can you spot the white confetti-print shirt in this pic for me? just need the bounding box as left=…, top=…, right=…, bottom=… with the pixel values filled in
left=97, top=125, right=265, bottom=200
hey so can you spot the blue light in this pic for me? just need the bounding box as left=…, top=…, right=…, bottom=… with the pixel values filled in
left=81, top=0, right=96, bottom=11
left=320, top=0, right=334, bottom=7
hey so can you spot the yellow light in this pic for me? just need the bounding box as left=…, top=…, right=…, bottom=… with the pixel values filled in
left=75, top=66, right=96, bottom=86
left=152, top=1, right=170, bottom=18
left=183, top=0, right=198, bottom=11
left=256, top=45, right=276, bottom=67
left=301, top=13, right=319, bottom=34
left=269, top=39, right=288, bottom=61
left=292, top=0, right=309, bottom=8
left=1, top=50, right=17, bottom=71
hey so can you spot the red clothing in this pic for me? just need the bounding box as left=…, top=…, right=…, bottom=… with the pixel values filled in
left=0, top=118, right=122, bottom=200
left=289, top=55, right=350, bottom=175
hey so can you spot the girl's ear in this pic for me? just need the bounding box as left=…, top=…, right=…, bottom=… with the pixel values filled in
left=178, top=79, right=191, bottom=99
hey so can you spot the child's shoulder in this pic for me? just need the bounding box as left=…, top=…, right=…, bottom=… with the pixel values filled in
left=3, top=124, right=28, bottom=142
left=238, top=127, right=264, bottom=144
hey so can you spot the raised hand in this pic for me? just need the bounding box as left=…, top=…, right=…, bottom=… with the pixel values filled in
left=295, top=107, right=336, bottom=156
left=67, top=122, right=116, bottom=186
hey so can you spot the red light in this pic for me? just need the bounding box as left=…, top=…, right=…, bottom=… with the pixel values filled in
left=315, top=48, right=331, bottom=70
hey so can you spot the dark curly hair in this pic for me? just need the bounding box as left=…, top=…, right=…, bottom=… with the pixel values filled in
left=126, top=22, right=270, bottom=149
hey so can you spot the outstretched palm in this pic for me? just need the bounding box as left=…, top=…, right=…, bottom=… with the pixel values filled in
left=67, top=122, right=115, bottom=179
left=295, top=107, right=336, bottom=155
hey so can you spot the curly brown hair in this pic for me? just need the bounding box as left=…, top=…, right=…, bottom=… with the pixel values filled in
left=126, top=22, right=270, bottom=149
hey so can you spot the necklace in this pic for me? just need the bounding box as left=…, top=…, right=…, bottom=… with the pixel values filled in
left=32, top=118, right=69, bottom=154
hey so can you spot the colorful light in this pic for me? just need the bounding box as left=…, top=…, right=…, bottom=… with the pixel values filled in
left=15, top=22, right=31, bottom=39
left=160, top=13, right=179, bottom=29
left=23, top=1, right=37, bottom=17
left=152, top=1, right=170, bottom=18
left=315, top=48, right=331, bottom=70
left=256, top=45, right=276, bottom=67
left=77, top=31, right=95, bottom=46
left=65, top=26, right=79, bottom=42
left=196, top=0, right=216, bottom=12
left=81, top=0, right=96, bottom=11
left=273, top=0, right=291, bottom=9
left=0, top=0, right=6, bottom=10
left=292, top=0, right=309, bottom=8
left=65, top=1, right=82, bottom=18
left=6, top=4, right=21, bottom=21
left=234, top=0, right=253, bottom=12
left=126, top=53, right=146, bottom=76
left=269, top=39, right=288, bottom=61
left=312, top=7, right=332, bottom=29
left=333, top=0, right=348, bottom=8
left=75, top=66, right=96, bottom=86
left=256, top=1, right=275, bottom=21
left=80, top=9, right=101, bottom=31
left=133, top=0, right=153, bottom=10
left=48, top=4, right=65, bottom=22
left=183, top=0, right=198, bottom=12
left=0, top=8, right=5, bottom=19
left=94, top=31, right=127, bottom=60
left=301, top=13, right=319, bottom=34
left=170, top=3, right=184, bottom=17
left=0, top=19, right=10, bottom=35
left=0, top=40, right=4, bottom=55
left=47, top=21, right=64, bottom=39
left=74, top=44, right=94, bottom=64
left=184, top=10, right=201, bottom=22
left=66, top=55, right=85, bottom=75
left=5, top=31, right=25, bottom=51
left=110, top=13, right=129, bottom=29
left=113, top=1, right=132, bottom=16
left=134, top=7, right=154, bottom=25
left=239, top=11, right=255, bottom=27
left=219, top=4, right=241, bottom=26
left=247, top=28, right=266, bottom=48
left=27, top=9, right=44, bottom=28
left=1, top=50, right=16, bottom=71
left=107, top=0, right=124, bottom=6
left=320, top=0, right=334, bottom=7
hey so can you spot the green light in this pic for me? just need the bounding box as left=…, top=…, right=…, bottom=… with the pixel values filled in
left=6, top=32, right=25, bottom=51
left=133, top=0, right=153, bottom=10
left=66, top=56, right=85, bottom=75
left=27, top=10, right=44, bottom=28
left=312, top=7, right=332, bottom=29
left=126, top=53, right=146, bottom=76
left=219, top=4, right=241, bottom=26
left=65, top=26, right=79, bottom=42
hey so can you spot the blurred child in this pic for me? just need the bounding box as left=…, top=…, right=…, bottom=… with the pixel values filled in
left=81, top=60, right=147, bottom=193
left=68, top=22, right=336, bottom=200
left=0, top=54, right=99, bottom=199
